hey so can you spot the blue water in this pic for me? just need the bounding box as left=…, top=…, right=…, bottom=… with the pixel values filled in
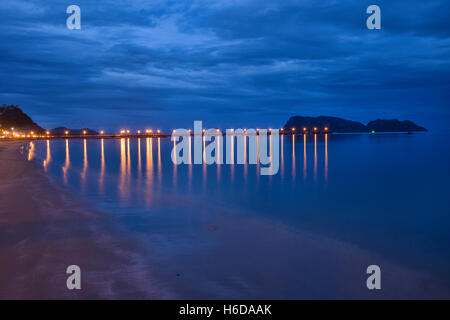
left=29, top=132, right=450, bottom=298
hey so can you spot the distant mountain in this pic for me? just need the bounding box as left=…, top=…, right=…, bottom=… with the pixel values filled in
left=367, top=119, right=427, bottom=132
left=283, top=115, right=427, bottom=133
left=283, top=116, right=367, bottom=133
left=50, top=127, right=99, bottom=136
left=0, top=104, right=45, bottom=133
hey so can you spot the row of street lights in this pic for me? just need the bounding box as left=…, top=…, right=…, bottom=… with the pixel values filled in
left=2, top=126, right=331, bottom=139
left=284, top=127, right=329, bottom=133
left=120, top=129, right=162, bottom=135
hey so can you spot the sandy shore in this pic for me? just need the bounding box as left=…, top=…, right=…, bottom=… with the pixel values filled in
left=0, top=141, right=171, bottom=299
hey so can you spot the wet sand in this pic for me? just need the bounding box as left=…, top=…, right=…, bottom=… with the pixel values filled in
left=0, top=141, right=171, bottom=299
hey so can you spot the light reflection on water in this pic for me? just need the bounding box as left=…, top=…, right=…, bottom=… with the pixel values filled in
left=100, top=138, right=105, bottom=192
left=81, top=139, right=88, bottom=187
left=28, top=141, right=35, bottom=161
left=43, top=140, right=51, bottom=171
left=62, top=139, right=70, bottom=184
left=29, top=133, right=450, bottom=297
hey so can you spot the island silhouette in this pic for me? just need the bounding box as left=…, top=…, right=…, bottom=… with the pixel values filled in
left=283, top=115, right=427, bottom=133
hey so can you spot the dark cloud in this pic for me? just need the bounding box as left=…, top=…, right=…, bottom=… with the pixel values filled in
left=0, top=0, right=449, bottom=130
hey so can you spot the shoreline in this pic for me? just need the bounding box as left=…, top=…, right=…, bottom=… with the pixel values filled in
left=0, top=141, right=172, bottom=299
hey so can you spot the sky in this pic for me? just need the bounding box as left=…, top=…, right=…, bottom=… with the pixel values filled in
left=0, top=0, right=449, bottom=131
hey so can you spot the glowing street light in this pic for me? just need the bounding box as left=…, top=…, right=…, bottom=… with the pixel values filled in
left=100, top=130, right=104, bottom=135
left=46, top=131, right=50, bottom=135
left=291, top=127, right=296, bottom=132
left=303, top=127, right=307, bottom=132
left=83, top=130, right=87, bottom=135
left=324, top=127, right=328, bottom=131
left=157, top=129, right=160, bottom=133
left=314, top=127, right=318, bottom=132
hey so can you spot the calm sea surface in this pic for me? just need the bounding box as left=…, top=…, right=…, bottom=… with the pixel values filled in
left=29, top=132, right=450, bottom=298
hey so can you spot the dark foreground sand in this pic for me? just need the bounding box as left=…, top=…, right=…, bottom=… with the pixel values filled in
left=0, top=142, right=171, bottom=299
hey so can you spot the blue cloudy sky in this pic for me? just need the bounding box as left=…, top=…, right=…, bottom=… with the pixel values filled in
left=1, top=0, right=449, bottom=131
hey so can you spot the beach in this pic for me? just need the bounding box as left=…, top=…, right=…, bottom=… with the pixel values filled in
left=1, top=140, right=450, bottom=299
left=0, top=141, right=171, bottom=299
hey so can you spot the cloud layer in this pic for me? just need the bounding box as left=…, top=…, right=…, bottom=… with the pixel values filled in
left=1, top=0, right=449, bottom=130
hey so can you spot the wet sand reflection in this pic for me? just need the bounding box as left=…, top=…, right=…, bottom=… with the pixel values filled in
left=188, top=136, right=193, bottom=188
left=303, top=135, right=307, bottom=180
left=28, top=142, right=35, bottom=161
left=137, top=138, right=142, bottom=179
left=99, top=139, right=105, bottom=192
left=292, top=135, right=296, bottom=180
left=157, top=138, right=162, bottom=184
left=281, top=135, right=284, bottom=179
left=43, top=140, right=51, bottom=171
left=325, top=134, right=328, bottom=182
left=62, top=139, right=70, bottom=184
left=81, top=139, right=88, bottom=186
left=119, top=138, right=127, bottom=200
left=172, top=139, right=177, bottom=186
left=145, top=137, right=154, bottom=206
left=314, top=134, right=318, bottom=182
